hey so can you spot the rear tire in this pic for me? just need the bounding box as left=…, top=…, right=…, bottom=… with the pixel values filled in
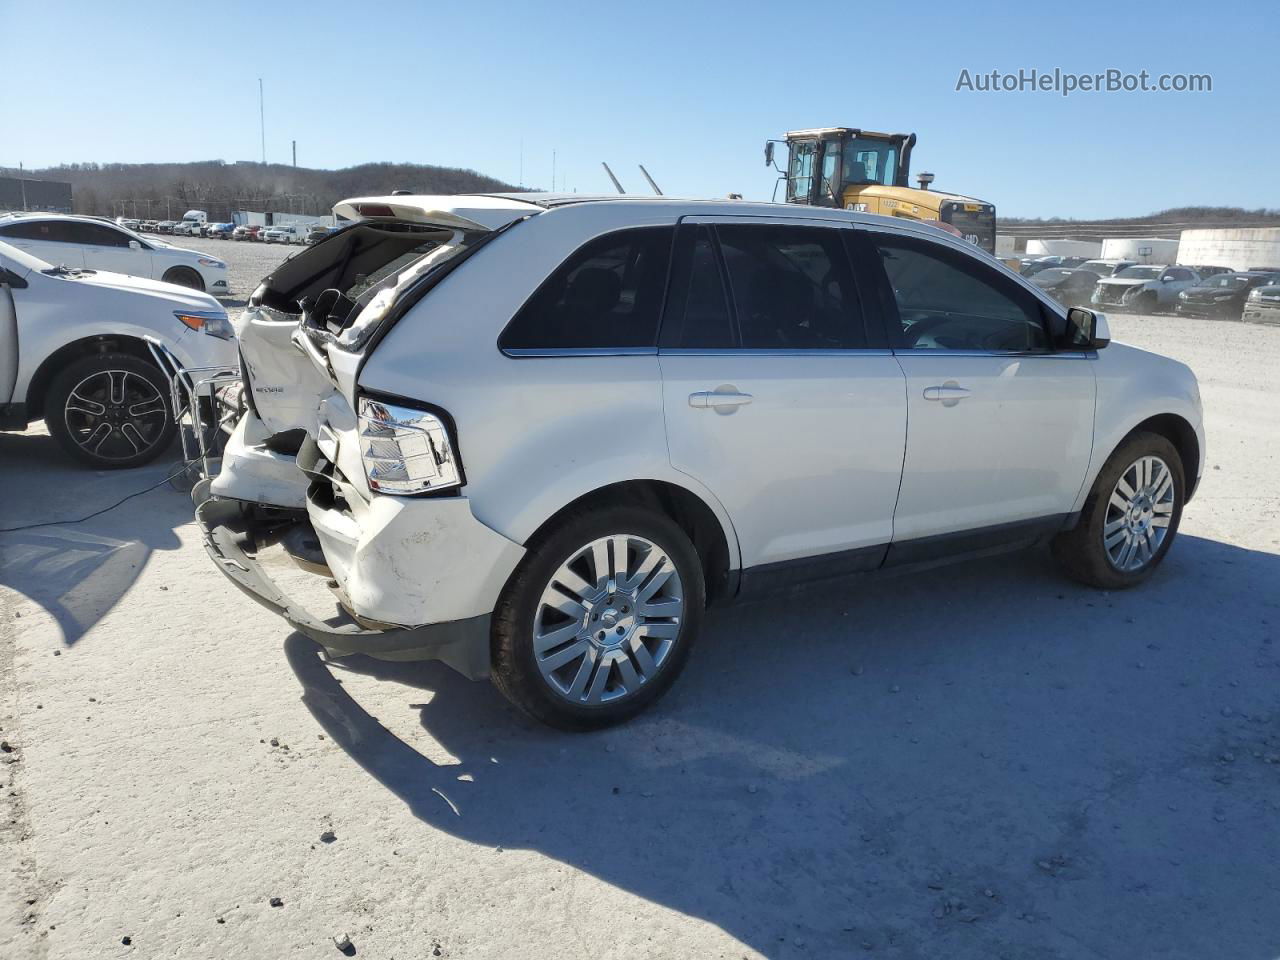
left=1051, top=431, right=1184, bottom=589
left=44, top=353, right=176, bottom=469
left=161, top=266, right=204, bottom=292
left=491, top=505, right=705, bottom=730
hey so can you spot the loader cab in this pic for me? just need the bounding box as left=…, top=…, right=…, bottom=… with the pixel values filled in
left=767, top=127, right=998, bottom=255
left=777, top=128, right=915, bottom=206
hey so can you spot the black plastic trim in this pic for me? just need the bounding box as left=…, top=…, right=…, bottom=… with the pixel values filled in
left=192, top=479, right=491, bottom=677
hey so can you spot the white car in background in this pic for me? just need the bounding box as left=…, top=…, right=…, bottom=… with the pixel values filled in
left=197, top=194, right=1205, bottom=729
left=261, top=225, right=301, bottom=244
left=0, top=239, right=237, bottom=468
left=0, top=213, right=230, bottom=296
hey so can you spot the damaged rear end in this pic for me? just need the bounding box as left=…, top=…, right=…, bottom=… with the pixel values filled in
left=195, top=196, right=535, bottom=675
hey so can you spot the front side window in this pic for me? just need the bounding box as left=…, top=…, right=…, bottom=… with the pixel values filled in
left=500, top=226, right=673, bottom=352
left=71, top=223, right=134, bottom=248
left=873, top=235, right=1048, bottom=352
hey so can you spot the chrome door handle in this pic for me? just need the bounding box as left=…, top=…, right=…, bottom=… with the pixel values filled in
left=689, top=391, right=753, bottom=409
left=923, top=384, right=970, bottom=406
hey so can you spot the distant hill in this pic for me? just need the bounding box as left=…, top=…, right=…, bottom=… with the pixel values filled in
left=0, top=160, right=523, bottom=221
left=1001, top=206, right=1280, bottom=240
left=1003, top=206, right=1280, bottom=227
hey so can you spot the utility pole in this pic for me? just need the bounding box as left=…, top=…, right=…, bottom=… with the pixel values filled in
left=292, top=140, right=296, bottom=168
left=518, top=137, right=523, bottom=188
left=18, top=161, right=26, bottom=211
left=259, top=78, right=266, bottom=164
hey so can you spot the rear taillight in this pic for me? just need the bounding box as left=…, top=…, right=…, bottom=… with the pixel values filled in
left=357, top=396, right=461, bottom=495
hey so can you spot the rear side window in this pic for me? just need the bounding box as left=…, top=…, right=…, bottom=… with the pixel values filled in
left=661, top=222, right=867, bottom=350
left=0, top=220, right=74, bottom=242
left=717, top=223, right=867, bottom=349
left=500, top=227, right=673, bottom=352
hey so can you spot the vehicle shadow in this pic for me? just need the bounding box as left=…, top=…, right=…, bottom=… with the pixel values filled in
left=0, top=429, right=187, bottom=646
left=284, top=534, right=1280, bottom=959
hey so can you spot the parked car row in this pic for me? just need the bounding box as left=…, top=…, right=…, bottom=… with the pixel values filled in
left=121, top=215, right=331, bottom=244
left=1019, top=253, right=1280, bottom=320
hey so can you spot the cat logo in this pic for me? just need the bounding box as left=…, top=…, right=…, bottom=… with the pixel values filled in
left=845, top=202, right=869, bottom=212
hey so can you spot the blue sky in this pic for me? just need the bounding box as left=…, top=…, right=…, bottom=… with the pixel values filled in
left=4, top=0, right=1275, bottom=218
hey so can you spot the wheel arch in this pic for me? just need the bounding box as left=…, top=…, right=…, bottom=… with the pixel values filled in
left=161, top=265, right=205, bottom=292
left=1116, top=413, right=1201, bottom=501
left=24, top=334, right=159, bottom=421
left=519, top=479, right=738, bottom=605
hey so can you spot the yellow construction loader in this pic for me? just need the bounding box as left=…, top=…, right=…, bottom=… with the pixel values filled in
left=766, top=127, right=997, bottom=255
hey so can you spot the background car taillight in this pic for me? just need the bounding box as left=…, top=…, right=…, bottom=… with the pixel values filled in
left=357, top=396, right=461, bottom=494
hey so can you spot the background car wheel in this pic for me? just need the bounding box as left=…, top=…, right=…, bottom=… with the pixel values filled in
left=45, top=353, right=176, bottom=469
left=161, top=266, right=205, bottom=292
left=1136, top=291, right=1158, bottom=314
left=1051, top=430, right=1185, bottom=589
left=491, top=504, right=705, bottom=731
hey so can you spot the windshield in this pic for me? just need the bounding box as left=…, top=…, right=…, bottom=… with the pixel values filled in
left=1205, top=275, right=1250, bottom=288
left=1115, top=266, right=1161, bottom=280
left=842, top=137, right=899, bottom=186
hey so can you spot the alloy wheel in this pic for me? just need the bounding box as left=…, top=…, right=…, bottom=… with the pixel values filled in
left=63, top=369, right=168, bottom=462
left=532, top=534, right=684, bottom=705
left=1103, top=454, right=1176, bottom=572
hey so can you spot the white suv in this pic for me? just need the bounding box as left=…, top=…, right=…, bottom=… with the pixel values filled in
left=196, top=194, right=1205, bottom=729
left=0, top=213, right=231, bottom=296
left=0, top=240, right=237, bottom=467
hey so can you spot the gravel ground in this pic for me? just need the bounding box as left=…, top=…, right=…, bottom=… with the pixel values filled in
left=1, top=312, right=1278, bottom=960
left=176, top=234, right=296, bottom=309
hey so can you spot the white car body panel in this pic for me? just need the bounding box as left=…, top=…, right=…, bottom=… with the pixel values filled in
left=891, top=353, right=1096, bottom=540
left=0, top=241, right=236, bottom=414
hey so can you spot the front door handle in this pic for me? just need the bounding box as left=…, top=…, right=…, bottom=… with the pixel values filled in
left=689, top=390, right=753, bottom=409
left=923, top=383, right=970, bottom=407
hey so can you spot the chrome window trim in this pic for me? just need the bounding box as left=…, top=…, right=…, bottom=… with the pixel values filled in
left=889, top=348, right=1093, bottom=359
left=501, top=346, right=658, bottom=358
left=659, top=347, right=894, bottom=357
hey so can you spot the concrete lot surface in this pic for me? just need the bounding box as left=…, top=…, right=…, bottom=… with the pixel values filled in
left=1, top=312, right=1278, bottom=959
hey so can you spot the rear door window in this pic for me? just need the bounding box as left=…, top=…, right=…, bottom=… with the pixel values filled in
left=716, top=223, right=867, bottom=350
left=500, top=227, right=674, bottom=352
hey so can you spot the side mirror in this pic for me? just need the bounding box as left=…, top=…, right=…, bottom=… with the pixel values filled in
left=764, top=141, right=775, bottom=167
left=0, top=267, right=29, bottom=289
left=1066, top=307, right=1110, bottom=350
left=128, top=240, right=141, bottom=250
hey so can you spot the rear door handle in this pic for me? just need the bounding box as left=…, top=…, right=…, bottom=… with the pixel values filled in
left=923, top=384, right=970, bottom=406
left=689, top=391, right=753, bottom=409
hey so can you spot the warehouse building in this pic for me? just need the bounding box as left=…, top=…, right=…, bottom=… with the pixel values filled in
left=1177, top=228, right=1280, bottom=271
left=0, top=176, right=73, bottom=214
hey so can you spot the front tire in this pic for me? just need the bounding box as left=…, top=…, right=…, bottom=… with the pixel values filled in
left=45, top=353, right=176, bottom=469
left=491, top=505, right=705, bottom=730
left=161, top=266, right=205, bottom=292
left=1051, top=431, right=1184, bottom=589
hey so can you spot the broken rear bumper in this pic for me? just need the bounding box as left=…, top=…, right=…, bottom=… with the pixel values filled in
left=192, top=478, right=493, bottom=678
